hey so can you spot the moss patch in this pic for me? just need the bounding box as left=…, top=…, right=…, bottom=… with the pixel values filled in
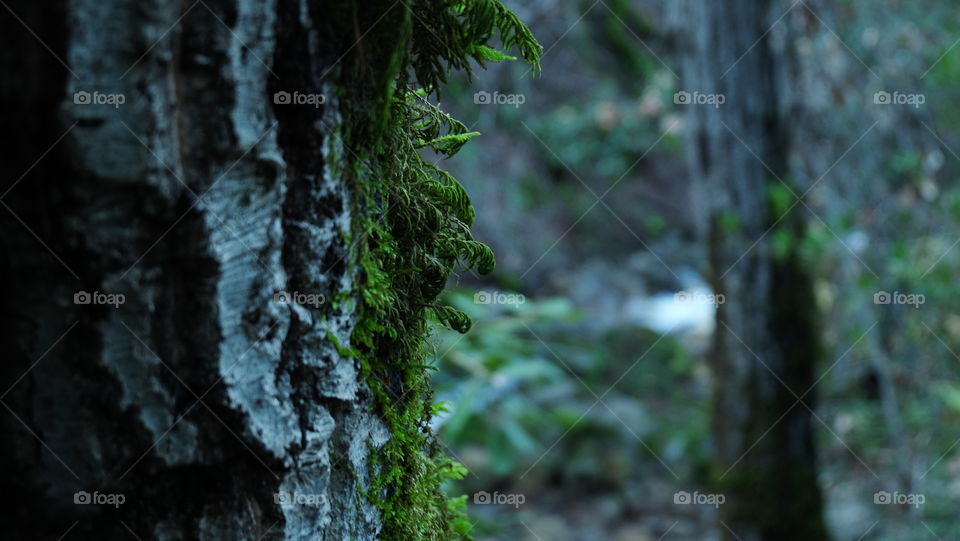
left=327, top=1, right=541, bottom=539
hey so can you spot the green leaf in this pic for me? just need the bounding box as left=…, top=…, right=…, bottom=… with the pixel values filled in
left=470, top=44, right=517, bottom=62
left=421, top=131, right=481, bottom=155
left=935, top=383, right=960, bottom=412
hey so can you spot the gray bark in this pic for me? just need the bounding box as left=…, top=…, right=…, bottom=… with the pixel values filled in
left=670, top=1, right=829, bottom=539
left=1, top=1, right=389, bottom=539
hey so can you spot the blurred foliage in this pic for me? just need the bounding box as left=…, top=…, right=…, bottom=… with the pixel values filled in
left=429, top=290, right=711, bottom=487
left=427, top=0, right=960, bottom=538
left=525, top=90, right=680, bottom=182
left=429, top=290, right=580, bottom=476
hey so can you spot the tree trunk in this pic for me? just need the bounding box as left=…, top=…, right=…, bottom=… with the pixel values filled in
left=671, top=1, right=829, bottom=539
left=1, top=1, right=392, bottom=539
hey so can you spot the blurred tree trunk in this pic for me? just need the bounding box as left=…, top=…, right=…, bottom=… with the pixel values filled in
left=0, top=1, right=389, bottom=539
left=671, top=1, right=829, bottom=539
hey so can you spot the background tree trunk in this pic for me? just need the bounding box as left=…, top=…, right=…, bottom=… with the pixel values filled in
left=671, top=1, right=829, bottom=539
left=1, top=1, right=391, bottom=539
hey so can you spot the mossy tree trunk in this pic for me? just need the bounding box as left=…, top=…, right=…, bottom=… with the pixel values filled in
left=672, top=1, right=829, bottom=539
left=0, top=1, right=401, bottom=539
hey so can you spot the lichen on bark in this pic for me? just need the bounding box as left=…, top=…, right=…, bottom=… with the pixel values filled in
left=0, top=0, right=539, bottom=539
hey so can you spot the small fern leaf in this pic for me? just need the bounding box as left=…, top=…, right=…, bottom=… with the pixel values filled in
left=470, top=44, right=517, bottom=63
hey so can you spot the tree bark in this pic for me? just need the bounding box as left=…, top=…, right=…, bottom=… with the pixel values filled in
left=1, top=1, right=391, bottom=539
left=671, top=1, right=829, bottom=539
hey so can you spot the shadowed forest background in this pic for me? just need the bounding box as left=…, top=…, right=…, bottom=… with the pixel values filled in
left=1, top=1, right=959, bottom=540
left=430, top=1, right=960, bottom=540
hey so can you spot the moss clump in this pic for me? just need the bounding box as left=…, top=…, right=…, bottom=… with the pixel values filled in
left=328, top=1, right=541, bottom=539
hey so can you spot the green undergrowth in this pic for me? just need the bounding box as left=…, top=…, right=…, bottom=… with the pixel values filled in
left=328, top=1, right=541, bottom=539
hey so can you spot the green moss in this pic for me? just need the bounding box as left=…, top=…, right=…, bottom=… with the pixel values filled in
left=327, top=1, right=541, bottom=539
